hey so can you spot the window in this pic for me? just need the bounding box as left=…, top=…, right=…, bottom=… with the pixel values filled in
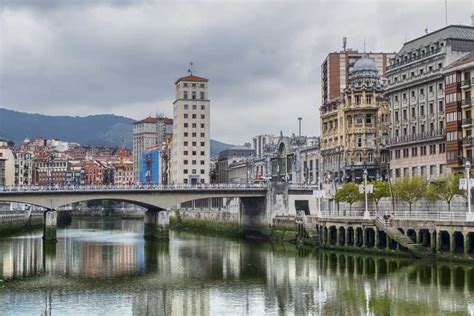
left=184, top=114, right=188, bottom=119
left=403, top=148, right=409, bottom=158
left=365, top=114, right=372, bottom=124
left=200, top=83, right=205, bottom=88
left=395, top=168, right=401, bottom=177
left=192, top=169, right=196, bottom=174
left=200, top=151, right=205, bottom=155
left=192, top=83, right=196, bottom=87
left=201, top=123, right=205, bottom=128
left=184, top=169, right=188, bottom=174
left=395, top=111, right=399, bottom=122
left=184, top=141, right=188, bottom=146
left=184, top=160, right=188, bottom=165
left=200, top=160, right=205, bottom=165
left=412, top=167, right=417, bottom=176
left=430, top=165, right=435, bottom=176
left=355, top=95, right=361, bottom=105
left=192, top=104, right=197, bottom=110
left=420, top=166, right=426, bottom=176
left=184, top=132, right=188, bottom=137
left=192, top=123, right=196, bottom=128
left=192, top=141, right=197, bottom=146
left=201, top=105, right=205, bottom=110
left=192, top=160, right=196, bottom=165
left=183, top=83, right=188, bottom=87
left=366, top=95, right=372, bottom=104
left=403, top=109, right=407, bottom=120
left=200, top=169, right=205, bottom=174
left=200, top=142, right=205, bottom=146
left=184, top=151, right=188, bottom=155
left=356, top=135, right=362, bottom=148
left=192, top=114, right=197, bottom=119
left=420, top=88, right=424, bottom=96
left=411, top=107, right=415, bottom=118
left=200, top=132, right=205, bottom=137
left=429, top=85, right=433, bottom=93
left=201, top=114, right=205, bottom=119
left=411, top=147, right=417, bottom=157
left=192, top=132, right=197, bottom=137
left=192, top=91, right=196, bottom=100
left=184, top=123, right=188, bottom=128
left=411, top=91, right=415, bottom=98
left=184, top=104, right=189, bottom=109
left=420, top=146, right=427, bottom=156
left=438, top=100, right=443, bottom=112
left=395, top=150, right=401, bottom=159
left=200, top=92, right=205, bottom=100
left=429, top=103, right=434, bottom=114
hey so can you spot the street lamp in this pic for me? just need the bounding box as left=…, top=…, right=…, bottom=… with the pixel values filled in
left=363, top=167, right=370, bottom=218
left=466, top=160, right=472, bottom=220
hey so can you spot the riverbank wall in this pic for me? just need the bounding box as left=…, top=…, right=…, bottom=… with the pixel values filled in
left=169, top=210, right=242, bottom=237
left=0, top=214, right=43, bottom=236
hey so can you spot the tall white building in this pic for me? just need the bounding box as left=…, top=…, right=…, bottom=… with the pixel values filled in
left=170, top=74, right=210, bottom=185
left=132, top=116, right=173, bottom=183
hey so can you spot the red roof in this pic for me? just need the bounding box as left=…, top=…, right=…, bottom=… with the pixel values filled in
left=163, top=118, right=173, bottom=124
left=175, top=74, right=208, bottom=84
left=135, top=117, right=158, bottom=124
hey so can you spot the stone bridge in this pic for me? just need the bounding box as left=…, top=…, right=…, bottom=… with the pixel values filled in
left=0, top=184, right=316, bottom=241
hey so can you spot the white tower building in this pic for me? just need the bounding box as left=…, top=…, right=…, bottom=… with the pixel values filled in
left=170, top=74, right=210, bottom=184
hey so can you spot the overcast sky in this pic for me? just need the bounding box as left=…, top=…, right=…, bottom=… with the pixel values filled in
left=1, top=0, right=473, bottom=144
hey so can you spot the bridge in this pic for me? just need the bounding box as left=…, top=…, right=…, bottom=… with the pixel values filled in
left=0, top=183, right=316, bottom=241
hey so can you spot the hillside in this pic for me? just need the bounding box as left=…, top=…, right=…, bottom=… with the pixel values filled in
left=0, top=108, right=234, bottom=157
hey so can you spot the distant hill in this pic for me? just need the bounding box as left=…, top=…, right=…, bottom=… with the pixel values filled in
left=0, top=108, right=234, bottom=156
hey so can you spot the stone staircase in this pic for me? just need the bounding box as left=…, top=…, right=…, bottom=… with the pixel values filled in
left=297, top=213, right=321, bottom=247
left=375, top=216, right=436, bottom=260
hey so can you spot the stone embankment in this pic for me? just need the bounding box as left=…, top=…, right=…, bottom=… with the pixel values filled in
left=0, top=213, right=43, bottom=236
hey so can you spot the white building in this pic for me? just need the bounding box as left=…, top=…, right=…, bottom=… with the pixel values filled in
left=14, top=151, right=33, bottom=185
left=170, top=74, right=210, bottom=185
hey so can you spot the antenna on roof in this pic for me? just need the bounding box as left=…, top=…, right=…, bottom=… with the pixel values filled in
left=187, top=62, right=194, bottom=75
left=445, top=0, right=448, bottom=26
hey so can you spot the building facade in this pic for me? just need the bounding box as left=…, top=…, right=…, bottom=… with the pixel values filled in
left=14, top=151, right=33, bottom=186
left=252, top=134, right=279, bottom=159
left=386, top=25, right=474, bottom=180
left=170, top=74, right=210, bottom=185
left=442, top=52, right=474, bottom=172
left=321, top=50, right=395, bottom=105
left=0, top=143, right=15, bottom=186
left=216, top=147, right=256, bottom=183
left=132, top=117, right=173, bottom=183
left=320, top=55, right=390, bottom=184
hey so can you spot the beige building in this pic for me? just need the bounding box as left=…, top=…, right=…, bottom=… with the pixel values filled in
left=170, top=74, right=210, bottom=185
left=320, top=55, right=390, bottom=184
left=0, top=143, right=15, bottom=186
left=386, top=25, right=474, bottom=180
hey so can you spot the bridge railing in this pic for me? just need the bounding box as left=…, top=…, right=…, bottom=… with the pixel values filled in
left=378, top=210, right=467, bottom=221
left=0, top=183, right=270, bottom=193
left=320, top=210, right=376, bottom=219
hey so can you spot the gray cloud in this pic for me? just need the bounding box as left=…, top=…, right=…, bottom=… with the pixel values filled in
left=1, top=0, right=472, bottom=144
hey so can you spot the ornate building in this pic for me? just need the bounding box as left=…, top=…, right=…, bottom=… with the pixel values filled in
left=321, top=55, right=390, bottom=184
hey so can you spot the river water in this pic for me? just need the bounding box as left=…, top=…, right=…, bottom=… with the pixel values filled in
left=0, top=218, right=473, bottom=315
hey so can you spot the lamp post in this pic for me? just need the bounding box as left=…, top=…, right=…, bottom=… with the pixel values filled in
left=466, top=160, right=473, bottom=221
left=363, top=167, right=370, bottom=218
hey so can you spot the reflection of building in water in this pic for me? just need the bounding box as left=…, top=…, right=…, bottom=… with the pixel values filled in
left=0, top=238, right=43, bottom=280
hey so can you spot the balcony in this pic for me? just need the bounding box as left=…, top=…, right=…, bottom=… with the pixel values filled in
left=461, top=79, right=472, bottom=87
left=463, top=137, right=473, bottom=146
left=461, top=98, right=473, bottom=108
left=462, top=118, right=473, bottom=126
left=387, top=130, right=444, bottom=147
left=387, top=48, right=442, bottom=71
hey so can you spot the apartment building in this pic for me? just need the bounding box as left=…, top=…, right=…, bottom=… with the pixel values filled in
left=386, top=25, right=474, bottom=180
left=169, top=74, right=210, bottom=185
left=443, top=52, right=474, bottom=172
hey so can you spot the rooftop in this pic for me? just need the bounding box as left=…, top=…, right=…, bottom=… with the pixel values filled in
left=175, top=74, right=208, bottom=84
left=445, top=51, right=474, bottom=69
left=399, top=25, right=474, bottom=54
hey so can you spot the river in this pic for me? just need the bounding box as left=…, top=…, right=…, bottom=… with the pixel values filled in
left=0, top=218, right=473, bottom=315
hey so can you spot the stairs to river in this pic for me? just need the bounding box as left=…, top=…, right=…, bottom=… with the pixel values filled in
left=375, top=216, right=436, bottom=260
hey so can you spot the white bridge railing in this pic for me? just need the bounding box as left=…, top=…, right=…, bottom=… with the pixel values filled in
left=0, top=183, right=269, bottom=193
left=319, top=209, right=468, bottom=222
left=0, top=183, right=318, bottom=194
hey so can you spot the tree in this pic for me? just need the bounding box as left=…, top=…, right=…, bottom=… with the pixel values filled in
left=426, top=173, right=465, bottom=212
left=7, top=140, right=15, bottom=147
left=368, top=180, right=390, bottom=212
left=392, top=176, right=427, bottom=215
left=335, top=183, right=363, bottom=213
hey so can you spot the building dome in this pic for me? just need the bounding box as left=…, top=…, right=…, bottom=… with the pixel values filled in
left=352, top=55, right=378, bottom=72
left=348, top=54, right=381, bottom=90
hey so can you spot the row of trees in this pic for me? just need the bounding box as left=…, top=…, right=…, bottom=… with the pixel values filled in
left=334, top=173, right=466, bottom=213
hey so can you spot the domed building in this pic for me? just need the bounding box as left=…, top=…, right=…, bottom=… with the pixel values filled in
left=320, top=55, right=390, bottom=184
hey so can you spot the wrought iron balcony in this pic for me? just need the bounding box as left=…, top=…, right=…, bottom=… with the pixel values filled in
left=462, top=118, right=473, bottom=125
left=462, top=98, right=472, bottom=106
left=387, top=130, right=444, bottom=146
left=463, top=137, right=473, bottom=145
left=461, top=79, right=472, bottom=87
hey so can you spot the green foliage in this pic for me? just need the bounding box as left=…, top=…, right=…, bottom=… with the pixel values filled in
left=7, top=140, right=15, bottom=147
left=335, top=183, right=363, bottom=211
left=368, top=180, right=390, bottom=211
left=426, top=173, right=465, bottom=212
left=393, top=176, right=427, bottom=214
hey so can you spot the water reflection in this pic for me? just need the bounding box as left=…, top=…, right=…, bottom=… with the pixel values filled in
left=0, top=218, right=474, bottom=315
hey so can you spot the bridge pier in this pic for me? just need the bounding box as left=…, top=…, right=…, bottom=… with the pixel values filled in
left=43, top=210, right=57, bottom=242
left=144, top=209, right=169, bottom=240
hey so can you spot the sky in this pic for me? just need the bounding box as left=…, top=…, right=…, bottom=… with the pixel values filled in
left=1, top=0, right=473, bottom=145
